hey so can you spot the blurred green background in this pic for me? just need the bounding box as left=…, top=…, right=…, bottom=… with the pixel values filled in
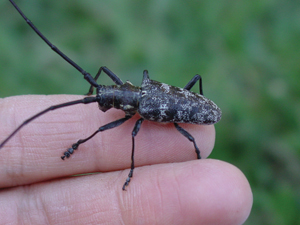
left=0, top=0, right=299, bottom=224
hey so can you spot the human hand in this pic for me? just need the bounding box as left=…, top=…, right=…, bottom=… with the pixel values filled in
left=0, top=95, right=252, bottom=224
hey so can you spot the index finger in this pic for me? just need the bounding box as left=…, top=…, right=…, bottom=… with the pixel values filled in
left=0, top=95, right=216, bottom=188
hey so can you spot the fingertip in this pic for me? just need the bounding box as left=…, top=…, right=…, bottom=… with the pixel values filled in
left=188, top=159, right=253, bottom=225
left=192, top=159, right=253, bottom=225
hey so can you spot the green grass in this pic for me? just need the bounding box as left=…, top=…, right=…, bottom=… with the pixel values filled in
left=1, top=1, right=300, bottom=224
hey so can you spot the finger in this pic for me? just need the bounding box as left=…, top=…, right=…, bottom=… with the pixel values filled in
left=0, top=160, right=252, bottom=225
left=0, top=95, right=216, bottom=187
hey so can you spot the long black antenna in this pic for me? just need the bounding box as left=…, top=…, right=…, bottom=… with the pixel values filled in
left=9, top=0, right=99, bottom=88
left=0, top=97, right=98, bottom=149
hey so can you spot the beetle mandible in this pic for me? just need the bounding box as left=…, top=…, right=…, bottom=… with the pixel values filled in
left=0, top=0, right=222, bottom=190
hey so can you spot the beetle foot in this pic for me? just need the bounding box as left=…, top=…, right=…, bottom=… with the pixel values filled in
left=122, top=169, right=133, bottom=190
left=61, top=143, right=79, bottom=160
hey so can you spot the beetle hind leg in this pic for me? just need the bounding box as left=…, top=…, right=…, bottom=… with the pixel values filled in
left=184, top=74, right=203, bottom=95
left=174, top=123, right=201, bottom=159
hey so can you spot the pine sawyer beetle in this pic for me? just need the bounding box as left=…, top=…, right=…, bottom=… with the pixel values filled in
left=1, top=0, right=222, bottom=190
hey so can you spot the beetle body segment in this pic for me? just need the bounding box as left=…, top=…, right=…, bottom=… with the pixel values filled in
left=138, top=76, right=222, bottom=124
left=96, top=81, right=140, bottom=116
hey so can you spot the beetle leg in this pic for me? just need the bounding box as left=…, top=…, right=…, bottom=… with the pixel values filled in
left=86, top=66, right=124, bottom=95
left=184, top=74, right=203, bottom=95
left=61, top=115, right=132, bottom=159
left=174, top=123, right=201, bottom=159
left=122, top=118, right=144, bottom=190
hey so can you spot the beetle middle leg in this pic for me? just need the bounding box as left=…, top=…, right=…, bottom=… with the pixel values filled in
left=61, top=115, right=132, bottom=159
left=122, top=118, right=144, bottom=190
left=174, top=123, right=201, bottom=159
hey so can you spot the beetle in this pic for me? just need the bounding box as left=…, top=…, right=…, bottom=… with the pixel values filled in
left=0, top=0, right=222, bottom=190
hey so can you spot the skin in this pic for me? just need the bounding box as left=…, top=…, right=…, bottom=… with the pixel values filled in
left=0, top=95, right=252, bottom=225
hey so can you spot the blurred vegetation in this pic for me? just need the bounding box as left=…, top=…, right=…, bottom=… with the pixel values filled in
left=0, top=0, right=299, bottom=224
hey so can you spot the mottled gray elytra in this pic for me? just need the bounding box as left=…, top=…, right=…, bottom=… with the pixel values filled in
left=1, top=0, right=222, bottom=190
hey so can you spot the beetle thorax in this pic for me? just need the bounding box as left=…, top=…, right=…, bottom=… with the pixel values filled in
left=96, top=81, right=140, bottom=116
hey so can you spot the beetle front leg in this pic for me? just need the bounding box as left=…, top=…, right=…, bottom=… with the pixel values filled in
left=122, top=118, right=144, bottom=190
left=174, top=123, right=201, bottom=159
left=86, top=66, right=124, bottom=95
left=61, top=115, right=132, bottom=159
